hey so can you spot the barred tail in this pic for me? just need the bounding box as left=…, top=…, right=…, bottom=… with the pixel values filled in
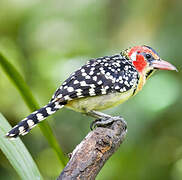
left=6, top=100, right=65, bottom=139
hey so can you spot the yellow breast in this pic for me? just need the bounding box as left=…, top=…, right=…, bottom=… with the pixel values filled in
left=65, top=87, right=135, bottom=113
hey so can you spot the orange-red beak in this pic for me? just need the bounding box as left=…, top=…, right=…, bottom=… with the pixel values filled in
left=152, top=59, right=178, bottom=71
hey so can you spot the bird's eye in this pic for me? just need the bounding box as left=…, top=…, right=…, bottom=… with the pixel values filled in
left=146, top=54, right=151, bottom=59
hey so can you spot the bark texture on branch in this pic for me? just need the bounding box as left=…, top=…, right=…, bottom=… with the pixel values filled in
left=58, top=117, right=127, bottom=180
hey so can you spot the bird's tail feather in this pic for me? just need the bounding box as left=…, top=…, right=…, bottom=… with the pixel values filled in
left=6, top=100, right=65, bottom=139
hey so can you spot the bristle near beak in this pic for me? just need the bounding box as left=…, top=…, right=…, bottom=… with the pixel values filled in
left=152, top=59, right=178, bottom=72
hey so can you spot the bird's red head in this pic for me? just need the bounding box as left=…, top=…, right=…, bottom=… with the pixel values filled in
left=127, top=45, right=177, bottom=74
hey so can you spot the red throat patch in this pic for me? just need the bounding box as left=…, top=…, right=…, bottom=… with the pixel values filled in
left=133, top=54, right=147, bottom=73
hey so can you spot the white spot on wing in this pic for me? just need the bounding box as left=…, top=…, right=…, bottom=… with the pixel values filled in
left=67, top=87, right=74, bottom=92
left=89, top=88, right=96, bottom=96
left=63, top=95, right=71, bottom=101
left=80, top=81, right=87, bottom=86
left=57, top=94, right=63, bottom=98
left=93, top=76, right=97, bottom=81
left=73, top=80, right=79, bottom=84
left=97, top=80, right=102, bottom=85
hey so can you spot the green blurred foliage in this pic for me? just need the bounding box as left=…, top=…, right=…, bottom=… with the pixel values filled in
left=0, top=0, right=182, bottom=179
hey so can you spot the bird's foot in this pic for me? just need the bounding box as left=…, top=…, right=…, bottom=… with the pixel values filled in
left=88, top=111, right=127, bottom=130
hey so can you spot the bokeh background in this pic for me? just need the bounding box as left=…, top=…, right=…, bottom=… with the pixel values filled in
left=0, top=0, right=182, bottom=179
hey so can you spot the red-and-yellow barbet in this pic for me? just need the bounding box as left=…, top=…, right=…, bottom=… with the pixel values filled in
left=6, top=45, right=177, bottom=139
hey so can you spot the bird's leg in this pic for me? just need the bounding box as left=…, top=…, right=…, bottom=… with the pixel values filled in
left=86, top=110, right=127, bottom=130
left=86, top=110, right=111, bottom=119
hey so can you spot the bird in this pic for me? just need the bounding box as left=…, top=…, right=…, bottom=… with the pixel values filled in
left=6, top=45, right=177, bottom=139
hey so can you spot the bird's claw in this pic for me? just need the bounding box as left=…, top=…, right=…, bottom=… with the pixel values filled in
left=90, top=116, right=127, bottom=130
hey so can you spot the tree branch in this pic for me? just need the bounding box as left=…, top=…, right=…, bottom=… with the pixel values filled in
left=58, top=117, right=127, bottom=180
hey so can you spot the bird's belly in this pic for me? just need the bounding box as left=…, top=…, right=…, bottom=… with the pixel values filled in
left=65, top=88, right=134, bottom=113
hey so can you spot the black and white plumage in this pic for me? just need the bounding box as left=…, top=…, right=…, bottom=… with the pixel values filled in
left=7, top=42, right=178, bottom=139
left=6, top=52, right=139, bottom=138
left=52, top=54, right=139, bottom=101
left=6, top=45, right=177, bottom=138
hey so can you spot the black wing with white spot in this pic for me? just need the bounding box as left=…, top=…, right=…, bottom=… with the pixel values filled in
left=51, top=54, right=139, bottom=102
